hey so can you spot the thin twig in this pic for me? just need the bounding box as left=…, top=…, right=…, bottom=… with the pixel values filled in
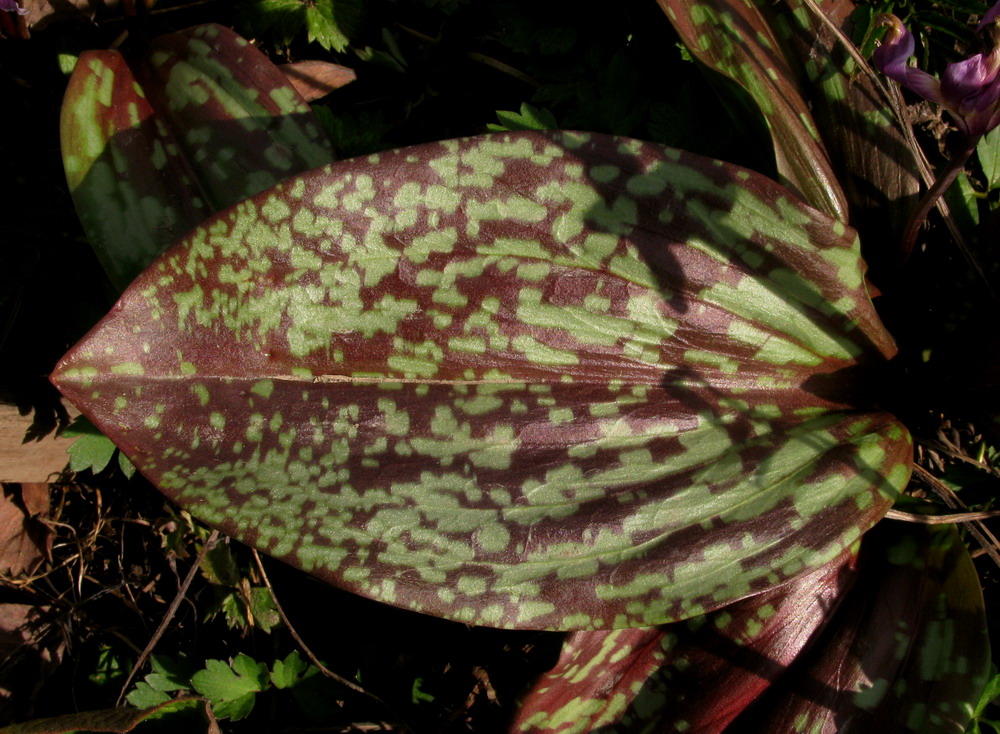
left=912, top=464, right=1000, bottom=571
left=917, top=437, right=1000, bottom=476
left=116, top=529, right=221, bottom=705
left=250, top=550, right=393, bottom=709
left=885, top=508, right=1000, bottom=524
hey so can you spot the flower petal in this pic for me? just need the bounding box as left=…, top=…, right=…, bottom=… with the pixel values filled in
left=0, top=0, right=27, bottom=14
left=978, top=0, right=1000, bottom=31
left=942, top=52, right=1000, bottom=113
left=873, top=15, right=945, bottom=104
left=872, top=15, right=916, bottom=81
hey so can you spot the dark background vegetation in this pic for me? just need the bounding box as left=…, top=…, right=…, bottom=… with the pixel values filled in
left=0, top=0, right=998, bottom=731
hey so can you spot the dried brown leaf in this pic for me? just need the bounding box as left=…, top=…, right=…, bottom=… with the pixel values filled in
left=280, top=60, right=356, bottom=102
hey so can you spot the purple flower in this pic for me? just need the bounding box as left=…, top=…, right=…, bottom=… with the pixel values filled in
left=0, top=0, right=27, bottom=15
left=873, top=4, right=1000, bottom=137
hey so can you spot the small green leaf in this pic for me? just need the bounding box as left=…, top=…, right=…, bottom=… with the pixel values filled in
left=248, top=587, right=281, bottom=633
left=411, top=677, right=435, bottom=704
left=487, top=103, right=558, bottom=132
left=304, top=0, right=360, bottom=52
left=944, top=170, right=981, bottom=231
left=127, top=654, right=195, bottom=707
left=126, top=681, right=172, bottom=708
left=87, top=646, right=129, bottom=689
left=199, top=542, right=241, bottom=587
left=972, top=668, right=1000, bottom=718
left=239, top=0, right=307, bottom=46
left=270, top=651, right=308, bottom=690
left=218, top=591, right=250, bottom=630
left=117, top=450, right=136, bottom=479
left=57, top=52, right=78, bottom=75
left=978, top=127, right=1000, bottom=190
left=64, top=416, right=117, bottom=474
left=191, top=655, right=268, bottom=721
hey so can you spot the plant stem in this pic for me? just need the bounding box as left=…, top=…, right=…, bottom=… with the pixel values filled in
left=900, top=136, right=979, bottom=262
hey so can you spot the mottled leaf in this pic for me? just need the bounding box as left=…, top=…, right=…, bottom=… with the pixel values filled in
left=742, top=522, right=990, bottom=733
left=658, top=0, right=849, bottom=220
left=51, top=131, right=910, bottom=630
left=60, top=24, right=334, bottom=290
left=772, top=0, right=921, bottom=250
left=0, top=699, right=196, bottom=733
left=512, top=546, right=857, bottom=732
left=60, top=50, right=211, bottom=291
left=131, top=24, right=334, bottom=209
left=513, top=522, right=989, bottom=733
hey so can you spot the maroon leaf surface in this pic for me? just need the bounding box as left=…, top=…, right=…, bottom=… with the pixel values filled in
left=52, top=131, right=911, bottom=630
left=512, top=522, right=989, bottom=733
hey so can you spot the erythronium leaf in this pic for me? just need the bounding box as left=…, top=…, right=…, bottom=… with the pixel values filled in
left=658, top=0, right=849, bottom=221
left=0, top=699, right=198, bottom=733
left=513, top=522, right=989, bottom=733
left=51, top=131, right=911, bottom=630
left=768, top=0, right=921, bottom=251
left=512, top=545, right=857, bottom=732
left=60, top=23, right=334, bottom=291
left=740, top=522, right=990, bottom=733
left=60, top=50, right=212, bottom=292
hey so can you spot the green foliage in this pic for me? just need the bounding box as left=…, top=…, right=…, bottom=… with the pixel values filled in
left=411, top=677, right=435, bottom=704
left=192, top=655, right=268, bottom=721
left=63, top=415, right=133, bottom=477
left=39, top=0, right=1000, bottom=729
left=977, top=127, right=1000, bottom=191
left=239, top=0, right=361, bottom=52
left=126, top=651, right=343, bottom=725
left=969, top=669, right=1000, bottom=733
left=487, top=103, right=558, bottom=131
left=269, top=651, right=308, bottom=690
left=86, top=646, right=129, bottom=691
left=198, top=542, right=281, bottom=633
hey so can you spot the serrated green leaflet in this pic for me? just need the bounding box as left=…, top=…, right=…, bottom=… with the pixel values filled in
left=52, top=131, right=910, bottom=630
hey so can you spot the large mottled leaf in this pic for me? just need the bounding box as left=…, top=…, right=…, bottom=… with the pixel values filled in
left=513, top=522, right=989, bottom=733
left=658, top=0, right=849, bottom=220
left=60, top=23, right=334, bottom=290
left=51, top=131, right=911, bottom=630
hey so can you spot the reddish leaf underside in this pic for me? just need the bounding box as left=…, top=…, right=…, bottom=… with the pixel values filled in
left=60, top=23, right=334, bottom=290
left=52, top=131, right=911, bottom=630
left=513, top=523, right=989, bottom=733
